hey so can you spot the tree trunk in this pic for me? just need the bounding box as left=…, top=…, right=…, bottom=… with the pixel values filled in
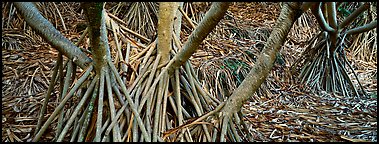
left=82, top=2, right=112, bottom=73
left=174, top=2, right=184, bottom=38
left=13, top=2, right=92, bottom=69
left=157, top=2, right=178, bottom=64
left=221, top=2, right=303, bottom=116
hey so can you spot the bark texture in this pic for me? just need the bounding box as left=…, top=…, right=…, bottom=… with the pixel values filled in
left=14, top=2, right=92, bottom=69
left=221, top=2, right=303, bottom=116
left=157, top=2, right=178, bottom=64
left=82, top=2, right=112, bottom=73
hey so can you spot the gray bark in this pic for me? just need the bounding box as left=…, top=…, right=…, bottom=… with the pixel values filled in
left=221, top=2, right=303, bottom=116
left=346, top=20, right=377, bottom=35
left=82, top=2, right=112, bottom=73
left=312, top=2, right=336, bottom=33
left=174, top=2, right=184, bottom=38
left=14, top=2, right=92, bottom=69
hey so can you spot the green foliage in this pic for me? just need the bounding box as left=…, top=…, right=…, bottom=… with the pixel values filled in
left=369, top=92, right=377, bottom=98
left=338, top=7, right=351, bottom=17
left=223, top=59, right=249, bottom=85
left=275, top=53, right=285, bottom=66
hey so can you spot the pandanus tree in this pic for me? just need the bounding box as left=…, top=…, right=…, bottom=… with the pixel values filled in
left=293, top=2, right=376, bottom=97
left=14, top=2, right=306, bottom=142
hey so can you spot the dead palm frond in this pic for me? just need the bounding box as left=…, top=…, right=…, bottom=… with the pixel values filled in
left=349, top=3, right=377, bottom=64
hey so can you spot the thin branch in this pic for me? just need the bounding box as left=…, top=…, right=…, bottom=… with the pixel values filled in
left=70, top=103, right=88, bottom=142
left=178, top=7, right=196, bottom=29
left=52, top=2, right=67, bottom=31
left=35, top=53, right=62, bottom=135
left=153, top=71, right=167, bottom=142
left=105, top=66, right=122, bottom=142
left=95, top=68, right=106, bottom=142
left=106, top=12, right=151, bottom=43
left=174, top=2, right=184, bottom=38
left=174, top=69, right=185, bottom=142
left=346, top=20, right=377, bottom=35
left=77, top=78, right=99, bottom=142
left=220, top=115, right=229, bottom=142
left=55, top=60, right=73, bottom=139
left=107, top=59, right=151, bottom=141
left=137, top=55, right=162, bottom=113
left=339, top=2, right=370, bottom=29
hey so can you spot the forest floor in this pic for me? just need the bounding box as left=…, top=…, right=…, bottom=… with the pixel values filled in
left=2, top=2, right=377, bottom=142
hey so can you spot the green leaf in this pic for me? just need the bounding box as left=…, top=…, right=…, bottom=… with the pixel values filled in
left=338, top=7, right=351, bottom=17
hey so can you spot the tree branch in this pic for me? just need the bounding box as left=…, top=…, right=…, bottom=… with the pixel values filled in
left=339, top=2, right=370, bottom=29
left=326, top=2, right=339, bottom=48
left=14, top=2, right=92, bottom=69
left=346, top=20, right=377, bottom=35
left=174, top=2, right=184, bottom=38
left=166, top=2, right=230, bottom=74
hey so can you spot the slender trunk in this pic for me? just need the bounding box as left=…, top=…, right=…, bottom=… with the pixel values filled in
left=221, top=2, right=303, bottom=116
left=14, top=2, right=92, bottom=69
left=82, top=2, right=117, bottom=141
left=312, top=2, right=335, bottom=33
left=174, top=2, right=184, bottom=38
left=157, top=2, right=178, bottom=64
left=82, top=2, right=112, bottom=73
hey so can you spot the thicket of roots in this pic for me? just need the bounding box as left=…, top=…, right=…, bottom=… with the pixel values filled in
left=34, top=42, right=255, bottom=142
left=106, top=2, right=158, bottom=40
left=32, top=11, right=255, bottom=141
left=293, top=31, right=367, bottom=97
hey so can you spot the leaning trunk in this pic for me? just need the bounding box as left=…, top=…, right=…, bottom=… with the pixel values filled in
left=221, top=2, right=303, bottom=116
left=13, top=2, right=92, bottom=69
